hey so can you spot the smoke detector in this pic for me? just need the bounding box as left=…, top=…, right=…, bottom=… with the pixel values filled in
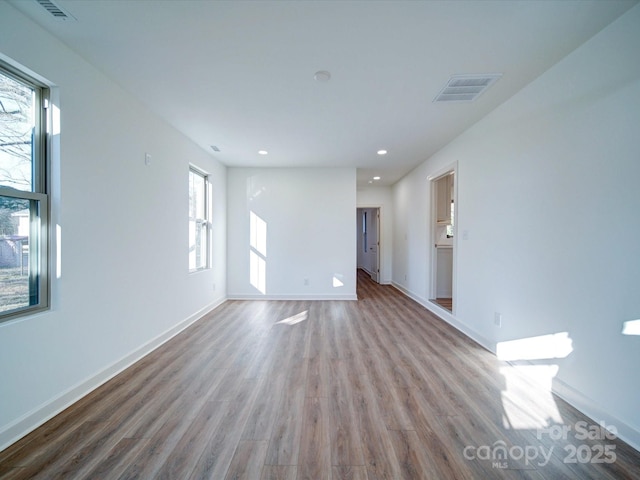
left=434, top=74, right=502, bottom=103
left=314, top=71, right=331, bottom=83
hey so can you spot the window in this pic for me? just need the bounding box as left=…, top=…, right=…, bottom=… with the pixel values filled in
left=447, top=200, right=455, bottom=238
left=0, top=62, right=49, bottom=321
left=188, top=166, right=210, bottom=271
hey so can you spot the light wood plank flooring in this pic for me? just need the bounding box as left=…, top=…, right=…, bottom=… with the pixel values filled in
left=1, top=270, right=639, bottom=479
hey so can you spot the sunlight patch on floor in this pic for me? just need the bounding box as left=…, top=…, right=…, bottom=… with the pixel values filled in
left=276, top=310, right=309, bottom=326
left=500, top=364, right=563, bottom=430
left=496, top=332, right=572, bottom=430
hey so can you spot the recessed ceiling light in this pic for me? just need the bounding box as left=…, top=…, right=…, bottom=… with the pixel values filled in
left=373, top=176, right=381, bottom=180
left=258, top=150, right=268, bottom=155
left=314, top=70, right=331, bottom=82
left=377, top=149, right=387, bottom=155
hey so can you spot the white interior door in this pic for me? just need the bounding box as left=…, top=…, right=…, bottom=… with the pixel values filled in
left=369, top=208, right=380, bottom=283
left=357, top=207, right=381, bottom=283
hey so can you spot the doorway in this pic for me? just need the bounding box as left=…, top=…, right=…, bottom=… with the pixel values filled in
left=357, top=207, right=380, bottom=283
left=430, top=168, right=456, bottom=312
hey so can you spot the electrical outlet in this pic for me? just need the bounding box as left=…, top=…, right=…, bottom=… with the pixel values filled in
left=303, top=278, right=309, bottom=286
left=494, top=312, right=502, bottom=327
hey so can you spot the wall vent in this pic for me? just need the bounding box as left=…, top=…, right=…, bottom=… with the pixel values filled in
left=35, top=0, right=76, bottom=21
left=434, top=74, right=502, bottom=103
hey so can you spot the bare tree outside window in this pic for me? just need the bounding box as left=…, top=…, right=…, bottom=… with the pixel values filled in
left=0, top=72, right=34, bottom=192
left=0, top=64, right=49, bottom=320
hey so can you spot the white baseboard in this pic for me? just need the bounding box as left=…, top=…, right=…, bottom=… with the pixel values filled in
left=552, top=377, right=640, bottom=452
left=5, top=289, right=639, bottom=457
left=390, top=281, right=640, bottom=454
left=390, top=281, right=494, bottom=353
left=0, top=297, right=226, bottom=452
left=227, top=293, right=357, bottom=301
left=360, top=266, right=374, bottom=277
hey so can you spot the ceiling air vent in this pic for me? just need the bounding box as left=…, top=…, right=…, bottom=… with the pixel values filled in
left=210, top=145, right=221, bottom=152
left=35, top=0, right=76, bottom=21
left=434, top=74, right=502, bottom=103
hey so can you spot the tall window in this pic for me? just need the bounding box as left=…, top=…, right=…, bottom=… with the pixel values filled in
left=188, top=166, right=210, bottom=271
left=0, top=62, right=49, bottom=321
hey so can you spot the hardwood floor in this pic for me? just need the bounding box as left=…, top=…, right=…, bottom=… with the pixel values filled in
left=1, top=270, right=639, bottom=479
left=432, top=298, right=453, bottom=312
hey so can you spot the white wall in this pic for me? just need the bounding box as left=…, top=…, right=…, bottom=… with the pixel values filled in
left=3, top=0, right=639, bottom=455
left=357, top=186, right=393, bottom=284
left=392, top=4, right=640, bottom=448
left=227, top=168, right=356, bottom=299
left=0, top=3, right=226, bottom=450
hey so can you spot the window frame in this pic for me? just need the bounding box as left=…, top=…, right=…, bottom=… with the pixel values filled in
left=0, top=61, right=50, bottom=322
left=188, top=165, right=211, bottom=272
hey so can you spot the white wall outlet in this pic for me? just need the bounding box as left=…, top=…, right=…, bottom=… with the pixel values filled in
left=494, top=312, right=502, bottom=327
left=303, top=278, right=309, bottom=286
left=144, top=152, right=152, bottom=166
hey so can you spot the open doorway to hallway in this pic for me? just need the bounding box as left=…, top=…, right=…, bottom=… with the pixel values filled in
left=356, top=207, right=380, bottom=283
left=430, top=168, right=456, bottom=312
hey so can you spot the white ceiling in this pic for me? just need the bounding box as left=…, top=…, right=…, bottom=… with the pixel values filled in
left=8, top=0, right=638, bottom=187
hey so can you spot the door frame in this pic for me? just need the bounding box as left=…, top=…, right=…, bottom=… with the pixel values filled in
left=356, top=205, right=383, bottom=283
left=428, top=162, right=458, bottom=313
